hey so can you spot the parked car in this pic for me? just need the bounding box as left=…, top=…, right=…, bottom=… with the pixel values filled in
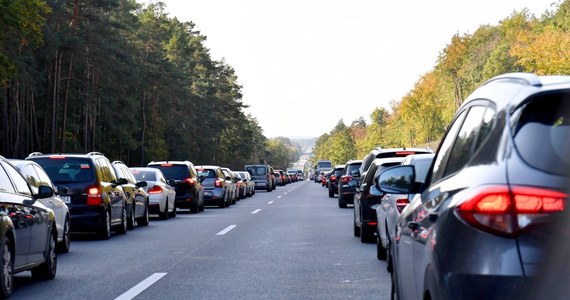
left=130, top=167, right=177, bottom=219
left=196, top=165, right=231, bottom=208
left=147, top=160, right=204, bottom=213
left=235, top=171, right=255, bottom=197
left=378, top=73, right=570, bottom=300
left=328, top=165, right=345, bottom=198
left=9, top=159, right=71, bottom=253
left=245, top=164, right=273, bottom=192
left=353, top=157, right=406, bottom=243
left=0, top=156, right=58, bottom=297
left=111, top=161, right=149, bottom=229
left=338, top=160, right=362, bottom=208
left=27, top=152, right=128, bottom=239
left=273, top=170, right=284, bottom=186
left=375, top=153, right=435, bottom=260
left=221, top=167, right=239, bottom=203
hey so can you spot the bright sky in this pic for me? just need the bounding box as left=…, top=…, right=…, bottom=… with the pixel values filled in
left=152, top=0, right=556, bottom=138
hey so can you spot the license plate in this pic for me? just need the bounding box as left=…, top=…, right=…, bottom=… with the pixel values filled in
left=204, top=191, right=211, bottom=196
left=60, top=196, right=71, bottom=204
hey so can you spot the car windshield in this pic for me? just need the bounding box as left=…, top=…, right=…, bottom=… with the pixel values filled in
left=29, top=157, right=94, bottom=183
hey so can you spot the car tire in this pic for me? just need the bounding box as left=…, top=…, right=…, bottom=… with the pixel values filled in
left=390, top=248, right=399, bottom=300
left=57, top=217, right=71, bottom=253
left=328, top=188, right=334, bottom=198
left=31, top=229, right=57, bottom=280
left=138, top=203, right=150, bottom=226
left=377, top=230, right=387, bottom=260
left=190, top=202, right=198, bottom=214
left=160, top=200, right=170, bottom=220
left=353, top=220, right=360, bottom=237
left=0, top=235, right=13, bottom=298
left=127, top=204, right=136, bottom=230
left=170, top=203, right=177, bottom=217
left=98, top=210, right=112, bottom=240
left=267, top=185, right=271, bottom=192
left=360, top=225, right=374, bottom=243
left=115, top=206, right=127, bottom=235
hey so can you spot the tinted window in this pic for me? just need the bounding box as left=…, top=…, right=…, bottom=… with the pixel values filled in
left=514, top=92, right=570, bottom=175
left=131, top=170, right=157, bottom=181
left=246, top=166, right=267, bottom=176
left=29, top=157, right=94, bottom=183
left=0, top=164, right=15, bottom=194
left=2, top=162, right=31, bottom=196
left=431, top=110, right=468, bottom=183
left=413, top=159, right=433, bottom=183
left=150, top=165, right=190, bottom=180
left=197, top=169, right=217, bottom=178
left=345, top=162, right=361, bottom=175
left=317, top=161, right=332, bottom=169
left=33, top=165, right=54, bottom=187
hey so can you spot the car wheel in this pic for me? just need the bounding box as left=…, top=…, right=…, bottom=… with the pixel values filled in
left=377, top=230, right=387, bottom=260
left=360, top=224, right=374, bottom=243
left=160, top=200, right=169, bottom=220
left=115, top=206, right=127, bottom=234
left=57, top=216, right=71, bottom=253
left=267, top=185, right=271, bottom=192
left=190, top=201, right=198, bottom=214
left=353, top=220, right=360, bottom=237
left=390, top=249, right=399, bottom=300
left=98, top=210, right=112, bottom=240
left=328, top=188, right=334, bottom=198
left=31, top=229, right=57, bottom=280
left=127, top=204, right=136, bottom=230
left=138, top=203, right=150, bottom=226
left=170, top=202, right=177, bottom=217
left=0, top=236, right=13, bottom=298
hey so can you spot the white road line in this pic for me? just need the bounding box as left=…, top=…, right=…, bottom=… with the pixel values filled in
left=114, top=272, right=167, bottom=300
left=268, top=201, right=274, bottom=204
left=277, top=196, right=282, bottom=199
left=216, top=225, right=237, bottom=235
left=284, top=192, right=288, bottom=195
left=251, top=209, right=262, bottom=214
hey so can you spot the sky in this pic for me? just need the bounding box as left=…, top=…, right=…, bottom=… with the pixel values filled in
left=148, top=0, right=557, bottom=138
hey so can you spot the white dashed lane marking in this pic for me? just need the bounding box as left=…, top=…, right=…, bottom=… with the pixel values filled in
left=114, top=272, right=167, bottom=300
left=251, top=209, right=262, bottom=214
left=216, top=225, right=237, bottom=235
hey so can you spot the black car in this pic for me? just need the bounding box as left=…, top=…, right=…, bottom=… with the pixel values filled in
left=27, top=152, right=128, bottom=239
left=377, top=73, right=570, bottom=300
left=353, top=157, right=405, bottom=243
left=147, top=160, right=204, bottom=213
left=111, top=161, right=150, bottom=229
left=327, top=165, right=345, bottom=198
left=0, top=156, right=58, bottom=297
left=337, top=160, right=362, bottom=208
left=358, top=147, right=433, bottom=186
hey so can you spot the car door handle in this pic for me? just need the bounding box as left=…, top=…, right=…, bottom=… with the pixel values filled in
left=407, top=221, right=419, bottom=231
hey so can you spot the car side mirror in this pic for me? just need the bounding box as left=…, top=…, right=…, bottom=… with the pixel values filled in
left=55, top=185, right=68, bottom=195
left=136, top=181, right=147, bottom=188
left=37, top=185, right=54, bottom=199
left=167, top=179, right=176, bottom=186
left=117, top=178, right=129, bottom=185
left=375, top=165, right=415, bottom=194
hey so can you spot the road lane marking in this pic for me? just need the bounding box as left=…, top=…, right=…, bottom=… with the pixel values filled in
left=251, top=209, right=262, bottom=214
left=277, top=196, right=282, bottom=199
left=268, top=201, right=274, bottom=204
left=216, top=225, right=237, bottom=235
left=114, top=272, right=167, bottom=300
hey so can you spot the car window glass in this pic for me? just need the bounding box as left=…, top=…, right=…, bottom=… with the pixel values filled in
left=413, top=159, right=433, bottom=183
left=33, top=165, right=54, bottom=187
left=23, top=164, right=41, bottom=188
left=444, top=106, right=486, bottom=177
left=0, top=164, right=16, bottom=194
left=431, top=110, right=468, bottom=183
left=2, top=162, right=32, bottom=196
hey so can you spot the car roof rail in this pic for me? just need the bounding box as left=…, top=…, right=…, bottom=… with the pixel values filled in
left=87, top=151, right=104, bottom=156
left=484, top=72, right=541, bottom=87
left=112, top=160, right=125, bottom=165
left=27, top=152, right=44, bottom=157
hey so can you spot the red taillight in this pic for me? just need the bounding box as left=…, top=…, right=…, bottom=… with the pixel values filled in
left=161, top=163, right=172, bottom=167
left=214, top=178, right=223, bottom=188
left=87, top=187, right=102, bottom=206
left=396, top=198, right=409, bottom=213
left=330, top=175, right=337, bottom=182
left=341, top=176, right=352, bottom=184
left=49, top=155, right=66, bottom=159
left=184, top=178, right=196, bottom=185
left=148, top=185, right=163, bottom=194
left=456, top=185, right=567, bottom=236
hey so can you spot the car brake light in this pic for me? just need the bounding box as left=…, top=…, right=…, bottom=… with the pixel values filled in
left=214, top=178, right=223, bottom=188
left=341, top=176, right=352, bottom=184
left=396, top=198, right=409, bottom=213
left=456, top=185, right=567, bottom=236
left=330, top=175, right=337, bottom=182
left=87, top=186, right=102, bottom=205
left=148, top=185, right=163, bottom=194
left=161, top=163, right=172, bottom=167
left=49, top=155, right=66, bottom=159
left=184, top=178, right=195, bottom=185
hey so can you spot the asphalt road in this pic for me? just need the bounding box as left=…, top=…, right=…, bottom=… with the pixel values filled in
left=10, top=180, right=391, bottom=299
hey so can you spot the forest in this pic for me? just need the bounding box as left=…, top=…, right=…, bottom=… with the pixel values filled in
left=0, top=0, right=301, bottom=170
left=311, top=0, right=570, bottom=167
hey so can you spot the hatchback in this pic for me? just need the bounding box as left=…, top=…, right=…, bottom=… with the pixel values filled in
left=196, top=165, right=231, bottom=208
left=377, top=73, right=570, bottom=300
left=147, top=161, right=204, bottom=213
left=338, top=160, right=362, bottom=208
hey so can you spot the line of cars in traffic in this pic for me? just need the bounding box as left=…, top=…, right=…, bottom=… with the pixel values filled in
left=0, top=152, right=280, bottom=297
left=318, top=73, right=570, bottom=299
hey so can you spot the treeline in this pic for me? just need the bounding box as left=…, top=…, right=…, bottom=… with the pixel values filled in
left=312, top=0, right=570, bottom=166
left=0, top=0, right=299, bottom=170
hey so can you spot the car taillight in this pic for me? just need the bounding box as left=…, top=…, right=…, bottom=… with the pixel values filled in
left=49, top=155, right=66, bottom=159
left=330, top=175, right=337, bottom=182
left=396, top=198, right=409, bottom=213
left=214, top=179, right=223, bottom=188
left=184, top=178, right=195, bottom=185
left=341, top=176, right=352, bottom=184
left=456, top=185, right=566, bottom=236
left=148, top=185, right=163, bottom=194
left=87, top=187, right=102, bottom=205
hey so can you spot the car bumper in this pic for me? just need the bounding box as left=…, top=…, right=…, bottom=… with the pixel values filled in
left=69, top=206, right=106, bottom=233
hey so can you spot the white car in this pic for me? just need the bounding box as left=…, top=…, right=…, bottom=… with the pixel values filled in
left=10, top=159, right=71, bottom=253
left=130, top=167, right=177, bottom=219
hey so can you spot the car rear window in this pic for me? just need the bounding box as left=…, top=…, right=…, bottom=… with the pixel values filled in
left=345, top=163, right=361, bottom=174
left=513, top=91, right=570, bottom=176
left=247, top=166, right=266, bottom=176
left=29, top=157, right=94, bottom=183
left=131, top=170, right=157, bottom=181
left=197, top=169, right=217, bottom=178
left=150, top=165, right=189, bottom=180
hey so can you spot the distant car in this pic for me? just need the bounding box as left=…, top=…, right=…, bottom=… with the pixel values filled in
left=221, top=167, right=239, bottom=204
left=130, top=167, right=177, bottom=219
left=27, top=152, right=128, bottom=239
left=273, top=170, right=284, bottom=186
left=0, top=156, right=58, bottom=297
left=147, top=160, right=204, bottom=213
left=235, top=171, right=255, bottom=197
left=245, top=164, right=273, bottom=192
left=9, top=159, right=71, bottom=253
left=375, top=153, right=434, bottom=260
left=112, top=161, right=150, bottom=229
left=338, top=160, right=362, bottom=208
left=328, top=165, right=345, bottom=198
left=381, top=73, right=570, bottom=299
left=196, top=165, right=232, bottom=208
left=353, top=157, right=405, bottom=243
